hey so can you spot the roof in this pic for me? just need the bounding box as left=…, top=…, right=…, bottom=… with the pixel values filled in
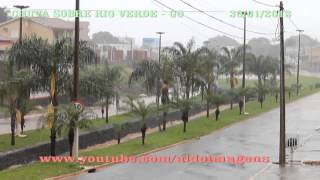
left=0, top=35, right=12, bottom=41
left=29, top=17, right=89, bottom=30
left=0, top=17, right=89, bottom=30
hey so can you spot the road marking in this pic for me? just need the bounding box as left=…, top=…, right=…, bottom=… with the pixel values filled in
left=249, top=163, right=272, bottom=180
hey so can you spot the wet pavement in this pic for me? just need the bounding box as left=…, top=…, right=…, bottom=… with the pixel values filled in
left=72, top=92, right=320, bottom=180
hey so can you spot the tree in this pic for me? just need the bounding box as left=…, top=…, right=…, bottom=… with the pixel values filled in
left=8, top=36, right=95, bottom=155
left=113, top=123, right=124, bottom=144
left=80, top=64, right=122, bottom=123
left=208, top=93, right=227, bottom=121
left=165, top=38, right=206, bottom=124
left=197, top=49, right=219, bottom=118
left=220, top=47, right=242, bottom=109
left=125, top=97, right=153, bottom=145
left=129, top=60, right=160, bottom=96
left=254, top=83, right=269, bottom=108
left=171, top=97, right=193, bottom=132
left=160, top=80, right=170, bottom=131
left=0, top=64, right=35, bottom=145
left=54, top=105, right=95, bottom=156
left=129, top=60, right=162, bottom=130
left=92, top=31, right=121, bottom=44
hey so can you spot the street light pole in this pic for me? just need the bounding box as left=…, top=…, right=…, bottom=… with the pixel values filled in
left=72, top=0, right=80, bottom=159
left=156, top=32, right=164, bottom=131
left=13, top=5, right=29, bottom=44
left=242, top=11, right=247, bottom=115
left=296, top=29, right=304, bottom=96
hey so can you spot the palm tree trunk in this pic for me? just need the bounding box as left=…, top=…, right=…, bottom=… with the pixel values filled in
left=201, top=85, right=204, bottom=102
left=68, top=127, right=74, bottom=156
left=105, top=97, right=109, bottom=123
left=141, top=123, right=147, bottom=145
left=206, top=81, right=211, bottom=118
left=50, top=127, right=56, bottom=156
left=186, top=76, right=191, bottom=100
left=183, top=121, right=187, bottom=133
left=10, top=110, right=16, bottom=146
left=20, top=115, right=25, bottom=134
left=230, top=74, right=234, bottom=110
left=182, top=109, right=188, bottom=133
left=117, top=132, right=121, bottom=144
left=162, top=111, right=167, bottom=131
left=215, top=107, right=220, bottom=121
left=50, top=75, right=58, bottom=156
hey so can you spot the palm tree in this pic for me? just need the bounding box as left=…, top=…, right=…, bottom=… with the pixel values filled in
left=254, top=83, right=269, bottom=108
left=54, top=104, right=95, bottom=156
left=80, top=64, right=122, bottom=123
left=220, top=47, right=242, bottom=109
left=171, top=97, right=193, bottom=132
left=160, top=80, right=170, bottom=131
left=125, top=97, right=153, bottom=145
left=129, top=60, right=160, bottom=97
left=165, top=38, right=207, bottom=124
left=197, top=49, right=219, bottom=118
left=208, top=93, right=227, bottom=121
left=8, top=36, right=95, bottom=156
left=0, top=64, right=35, bottom=145
left=164, top=38, right=207, bottom=100
left=129, top=60, right=162, bottom=131
left=113, top=123, right=124, bottom=144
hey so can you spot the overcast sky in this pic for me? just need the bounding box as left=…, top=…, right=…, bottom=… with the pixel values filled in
left=1, top=0, right=318, bottom=46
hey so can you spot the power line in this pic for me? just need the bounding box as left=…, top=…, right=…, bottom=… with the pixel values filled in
left=151, top=0, right=210, bottom=39
left=153, top=0, right=243, bottom=39
left=288, top=17, right=299, bottom=30
left=252, top=0, right=278, bottom=8
left=178, top=0, right=274, bottom=35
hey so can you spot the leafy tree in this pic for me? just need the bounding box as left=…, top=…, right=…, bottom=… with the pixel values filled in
left=92, top=31, right=121, bottom=44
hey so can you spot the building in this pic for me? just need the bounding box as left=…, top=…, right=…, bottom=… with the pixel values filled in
left=302, top=47, right=320, bottom=72
left=0, top=17, right=90, bottom=52
left=0, top=35, right=13, bottom=59
left=142, top=38, right=159, bottom=60
left=97, top=37, right=135, bottom=62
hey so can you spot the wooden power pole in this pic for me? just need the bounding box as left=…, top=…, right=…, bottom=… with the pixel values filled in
left=279, top=1, right=286, bottom=166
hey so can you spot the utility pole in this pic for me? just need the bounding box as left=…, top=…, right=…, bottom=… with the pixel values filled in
left=14, top=5, right=29, bottom=43
left=156, top=32, right=164, bottom=131
left=242, top=11, right=248, bottom=115
left=72, top=0, right=80, bottom=159
left=279, top=1, right=286, bottom=166
left=296, top=29, right=304, bottom=95
left=131, top=39, right=133, bottom=62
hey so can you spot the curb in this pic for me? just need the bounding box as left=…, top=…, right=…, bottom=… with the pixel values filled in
left=46, top=138, right=197, bottom=180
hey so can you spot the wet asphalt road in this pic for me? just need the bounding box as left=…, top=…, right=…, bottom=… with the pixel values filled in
left=72, top=92, right=320, bottom=180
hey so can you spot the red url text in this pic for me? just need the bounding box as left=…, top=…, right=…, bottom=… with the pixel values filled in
left=39, top=155, right=269, bottom=165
